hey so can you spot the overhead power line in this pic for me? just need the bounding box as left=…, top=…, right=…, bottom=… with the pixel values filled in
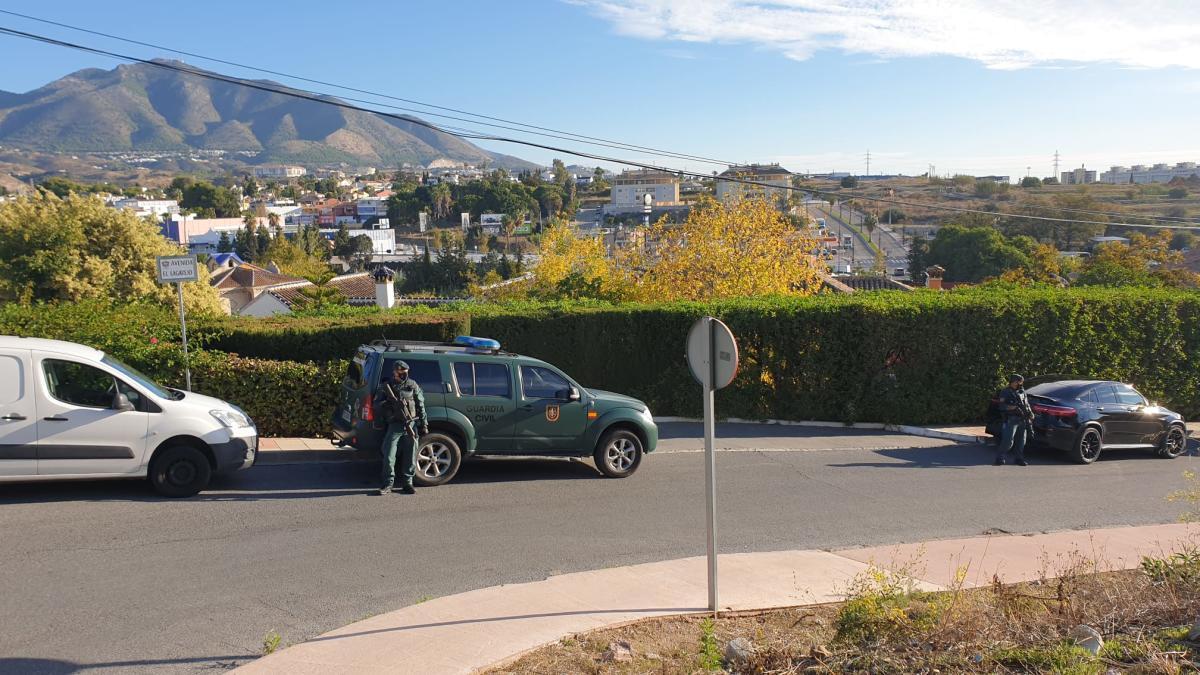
left=1, top=24, right=1199, bottom=231
left=0, top=8, right=734, bottom=167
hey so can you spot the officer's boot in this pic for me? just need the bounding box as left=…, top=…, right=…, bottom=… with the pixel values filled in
left=400, top=481, right=416, bottom=495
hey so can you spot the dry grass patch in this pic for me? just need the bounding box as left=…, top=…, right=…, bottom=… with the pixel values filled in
left=489, top=547, right=1200, bottom=674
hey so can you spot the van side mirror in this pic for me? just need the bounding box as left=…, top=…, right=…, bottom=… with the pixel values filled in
left=112, top=393, right=135, bottom=412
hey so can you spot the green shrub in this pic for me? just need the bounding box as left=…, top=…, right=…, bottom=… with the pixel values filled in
left=472, top=288, right=1200, bottom=424
left=990, top=643, right=1101, bottom=674
left=205, top=311, right=470, bottom=362
left=184, top=352, right=343, bottom=438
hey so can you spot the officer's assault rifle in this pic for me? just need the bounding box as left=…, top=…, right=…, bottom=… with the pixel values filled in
left=1014, top=388, right=1036, bottom=425
left=382, top=382, right=419, bottom=440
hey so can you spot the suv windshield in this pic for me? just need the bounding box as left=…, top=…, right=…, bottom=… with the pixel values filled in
left=101, top=355, right=175, bottom=400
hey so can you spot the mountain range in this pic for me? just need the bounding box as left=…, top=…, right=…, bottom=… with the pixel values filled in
left=0, top=60, right=536, bottom=170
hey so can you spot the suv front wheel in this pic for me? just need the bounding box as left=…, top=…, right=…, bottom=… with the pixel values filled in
left=414, top=432, right=462, bottom=487
left=594, top=429, right=643, bottom=478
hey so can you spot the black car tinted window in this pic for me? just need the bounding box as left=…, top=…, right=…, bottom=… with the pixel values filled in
left=474, top=363, right=511, bottom=398
left=1079, top=389, right=1097, bottom=404
left=1116, top=386, right=1145, bottom=406
left=521, top=366, right=570, bottom=399
left=1094, top=385, right=1119, bottom=404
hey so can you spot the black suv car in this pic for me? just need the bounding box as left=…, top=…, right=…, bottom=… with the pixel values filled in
left=987, top=379, right=1188, bottom=464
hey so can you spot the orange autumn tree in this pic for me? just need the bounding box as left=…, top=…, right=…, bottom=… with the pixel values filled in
left=625, top=196, right=824, bottom=301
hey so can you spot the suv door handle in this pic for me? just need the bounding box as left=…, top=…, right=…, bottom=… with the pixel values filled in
left=43, top=416, right=69, bottom=422
left=520, top=404, right=535, bottom=411
left=1, top=414, right=27, bottom=421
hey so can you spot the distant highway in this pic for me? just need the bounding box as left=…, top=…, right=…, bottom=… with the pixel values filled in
left=806, top=200, right=909, bottom=274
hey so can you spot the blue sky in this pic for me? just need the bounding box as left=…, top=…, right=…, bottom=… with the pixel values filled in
left=0, top=0, right=1198, bottom=179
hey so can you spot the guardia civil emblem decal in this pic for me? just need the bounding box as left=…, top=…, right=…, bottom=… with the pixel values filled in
left=546, top=405, right=560, bottom=422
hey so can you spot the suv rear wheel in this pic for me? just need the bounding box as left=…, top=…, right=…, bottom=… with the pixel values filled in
left=1071, top=427, right=1103, bottom=464
left=149, top=445, right=212, bottom=497
left=414, top=432, right=462, bottom=487
left=1159, top=425, right=1188, bottom=459
left=594, top=429, right=643, bottom=478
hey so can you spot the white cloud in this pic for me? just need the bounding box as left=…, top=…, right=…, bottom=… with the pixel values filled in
left=573, top=0, right=1200, bottom=69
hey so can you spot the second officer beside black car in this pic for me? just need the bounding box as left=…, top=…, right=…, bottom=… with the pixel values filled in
left=994, top=374, right=1032, bottom=466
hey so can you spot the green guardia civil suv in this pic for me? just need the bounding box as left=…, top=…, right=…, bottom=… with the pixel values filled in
left=330, top=336, right=658, bottom=486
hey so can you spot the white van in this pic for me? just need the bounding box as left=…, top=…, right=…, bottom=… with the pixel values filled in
left=0, top=337, right=257, bottom=496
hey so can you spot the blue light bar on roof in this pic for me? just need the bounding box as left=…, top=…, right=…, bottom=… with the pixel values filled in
left=453, top=335, right=501, bottom=350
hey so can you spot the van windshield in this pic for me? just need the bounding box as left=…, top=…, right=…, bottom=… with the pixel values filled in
left=101, top=355, right=176, bottom=400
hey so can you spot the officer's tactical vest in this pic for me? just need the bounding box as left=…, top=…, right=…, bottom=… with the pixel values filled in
left=384, top=383, right=419, bottom=424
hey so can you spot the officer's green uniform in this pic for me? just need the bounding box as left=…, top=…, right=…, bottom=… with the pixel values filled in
left=375, top=362, right=428, bottom=492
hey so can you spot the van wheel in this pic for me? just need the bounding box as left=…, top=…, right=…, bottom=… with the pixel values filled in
left=1159, top=425, right=1188, bottom=459
left=594, top=429, right=643, bottom=478
left=149, top=445, right=212, bottom=497
left=1071, top=427, right=1103, bottom=465
left=414, top=433, right=462, bottom=487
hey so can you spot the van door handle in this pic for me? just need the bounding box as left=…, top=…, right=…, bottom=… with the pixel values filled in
left=43, top=416, right=69, bottom=422
left=1, top=414, right=27, bottom=421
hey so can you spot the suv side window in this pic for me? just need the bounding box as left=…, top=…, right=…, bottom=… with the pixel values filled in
left=43, top=359, right=114, bottom=408
left=521, top=366, right=570, bottom=399
left=1094, top=385, right=1120, bottom=405
left=390, top=359, right=441, bottom=392
left=453, top=361, right=511, bottom=398
left=1116, top=385, right=1145, bottom=406
left=474, top=363, right=511, bottom=398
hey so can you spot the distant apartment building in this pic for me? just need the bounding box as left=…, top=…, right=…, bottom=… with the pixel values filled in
left=160, top=216, right=254, bottom=254
left=715, top=163, right=793, bottom=209
left=1100, top=162, right=1200, bottom=184
left=356, top=197, right=386, bottom=222
left=607, top=169, right=681, bottom=214
left=252, top=165, right=307, bottom=179
left=1060, top=166, right=1097, bottom=185
left=114, top=198, right=179, bottom=219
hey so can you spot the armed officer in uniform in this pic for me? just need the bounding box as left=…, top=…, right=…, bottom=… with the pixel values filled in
left=994, top=373, right=1032, bottom=466
left=374, top=361, right=429, bottom=494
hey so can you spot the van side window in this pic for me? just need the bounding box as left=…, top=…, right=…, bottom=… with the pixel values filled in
left=0, top=354, right=22, bottom=404
left=43, top=359, right=114, bottom=408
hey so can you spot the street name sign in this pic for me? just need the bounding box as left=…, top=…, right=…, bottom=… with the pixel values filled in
left=156, top=255, right=198, bottom=283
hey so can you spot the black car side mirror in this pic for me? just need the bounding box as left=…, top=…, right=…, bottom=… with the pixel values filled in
left=112, top=393, right=135, bottom=412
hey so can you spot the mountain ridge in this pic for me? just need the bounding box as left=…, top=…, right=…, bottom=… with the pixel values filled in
left=0, top=60, right=537, bottom=169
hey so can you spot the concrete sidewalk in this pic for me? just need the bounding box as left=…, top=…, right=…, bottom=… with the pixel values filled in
left=233, top=523, right=1196, bottom=675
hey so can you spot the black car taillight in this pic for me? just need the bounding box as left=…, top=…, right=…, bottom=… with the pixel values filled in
left=1033, top=403, right=1077, bottom=418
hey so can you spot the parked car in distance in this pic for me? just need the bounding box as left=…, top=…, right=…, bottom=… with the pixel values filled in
left=331, top=336, right=659, bottom=486
left=986, top=379, right=1187, bottom=464
left=0, top=337, right=257, bottom=496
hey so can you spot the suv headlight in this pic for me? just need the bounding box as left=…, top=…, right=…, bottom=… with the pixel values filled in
left=211, top=409, right=252, bottom=429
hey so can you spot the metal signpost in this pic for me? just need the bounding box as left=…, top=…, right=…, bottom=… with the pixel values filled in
left=686, top=316, right=739, bottom=615
left=156, top=255, right=198, bottom=391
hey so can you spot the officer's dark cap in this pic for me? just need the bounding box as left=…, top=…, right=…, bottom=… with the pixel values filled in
left=393, top=360, right=410, bottom=371
left=1008, top=373, right=1024, bottom=383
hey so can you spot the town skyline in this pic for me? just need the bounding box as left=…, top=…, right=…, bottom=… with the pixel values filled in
left=0, top=1, right=1197, bottom=179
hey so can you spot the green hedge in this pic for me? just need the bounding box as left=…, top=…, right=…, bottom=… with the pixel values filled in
left=5, top=289, right=1200, bottom=435
left=205, top=312, right=470, bottom=362
left=471, top=289, right=1200, bottom=424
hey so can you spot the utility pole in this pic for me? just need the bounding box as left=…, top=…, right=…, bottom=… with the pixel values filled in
left=1053, top=150, right=1061, bottom=181
left=865, top=150, right=871, bottom=178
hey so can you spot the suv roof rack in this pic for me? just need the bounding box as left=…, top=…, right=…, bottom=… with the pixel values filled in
left=367, top=339, right=512, bottom=356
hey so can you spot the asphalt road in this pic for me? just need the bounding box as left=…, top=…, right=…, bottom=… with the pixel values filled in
left=809, top=201, right=908, bottom=271
left=1, top=422, right=1194, bottom=674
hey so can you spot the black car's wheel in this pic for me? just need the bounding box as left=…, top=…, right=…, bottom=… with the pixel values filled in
left=1071, top=427, right=1103, bottom=464
left=149, top=445, right=212, bottom=497
left=413, top=432, right=462, bottom=487
left=1159, top=425, right=1188, bottom=459
left=594, top=429, right=643, bottom=478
